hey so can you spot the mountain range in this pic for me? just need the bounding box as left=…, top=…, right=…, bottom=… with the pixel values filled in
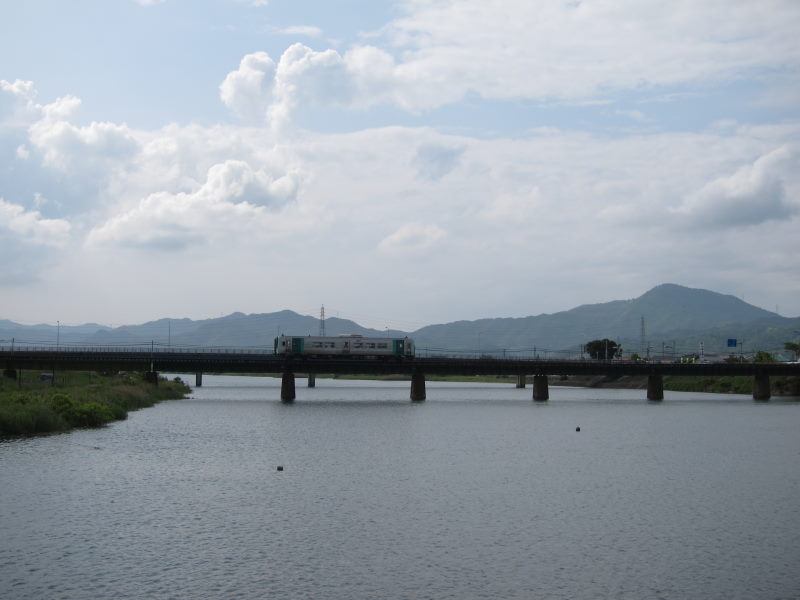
left=2, top=284, right=798, bottom=359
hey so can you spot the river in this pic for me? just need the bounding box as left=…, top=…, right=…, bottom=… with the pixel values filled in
left=1, top=376, right=799, bottom=599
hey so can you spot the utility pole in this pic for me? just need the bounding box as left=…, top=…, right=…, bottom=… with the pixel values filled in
left=319, top=305, right=326, bottom=337
left=640, top=315, right=646, bottom=357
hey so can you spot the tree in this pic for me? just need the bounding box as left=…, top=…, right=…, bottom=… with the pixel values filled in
left=784, top=342, right=800, bottom=361
left=753, top=351, right=774, bottom=363
left=585, top=339, right=620, bottom=360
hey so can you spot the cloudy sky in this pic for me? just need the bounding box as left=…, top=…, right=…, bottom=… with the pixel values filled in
left=1, top=0, right=799, bottom=330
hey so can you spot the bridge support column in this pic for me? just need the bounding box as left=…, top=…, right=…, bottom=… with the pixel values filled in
left=647, top=375, right=663, bottom=401
left=281, top=372, right=296, bottom=402
left=410, top=371, right=426, bottom=401
left=753, top=374, right=771, bottom=401
left=308, top=373, right=316, bottom=388
left=532, top=375, right=549, bottom=401
left=195, top=373, right=203, bottom=387
left=516, top=375, right=526, bottom=388
left=145, top=371, right=159, bottom=385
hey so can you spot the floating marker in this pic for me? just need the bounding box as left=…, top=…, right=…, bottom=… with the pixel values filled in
left=575, top=426, right=581, bottom=432
left=277, top=466, right=284, bottom=472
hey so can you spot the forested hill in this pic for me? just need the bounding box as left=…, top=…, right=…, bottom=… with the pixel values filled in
left=2, top=284, right=796, bottom=357
left=411, top=283, right=788, bottom=354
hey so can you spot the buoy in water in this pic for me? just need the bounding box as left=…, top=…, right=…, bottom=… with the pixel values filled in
left=277, top=466, right=284, bottom=472
left=575, top=426, right=581, bottom=432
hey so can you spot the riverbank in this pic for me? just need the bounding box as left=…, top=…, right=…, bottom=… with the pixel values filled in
left=0, top=371, right=190, bottom=437
left=550, top=374, right=799, bottom=396
left=324, top=372, right=799, bottom=396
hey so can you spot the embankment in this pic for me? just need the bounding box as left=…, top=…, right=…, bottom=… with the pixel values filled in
left=0, top=371, right=190, bottom=437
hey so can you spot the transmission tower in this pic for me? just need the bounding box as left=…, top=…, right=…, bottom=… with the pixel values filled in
left=319, top=305, right=326, bottom=336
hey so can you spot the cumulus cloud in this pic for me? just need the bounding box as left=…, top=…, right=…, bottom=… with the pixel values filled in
left=0, top=79, right=39, bottom=129
left=0, top=197, right=71, bottom=246
left=377, top=223, right=448, bottom=255
left=219, top=52, right=277, bottom=122
left=220, top=44, right=398, bottom=129
left=675, top=146, right=799, bottom=228
left=216, top=1, right=799, bottom=132
left=27, top=94, right=139, bottom=176
left=87, top=160, right=301, bottom=250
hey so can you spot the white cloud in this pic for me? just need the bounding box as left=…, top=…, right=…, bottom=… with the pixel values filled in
left=215, top=1, right=800, bottom=132
left=219, top=44, right=398, bottom=129
left=27, top=95, right=139, bottom=175
left=87, top=160, right=302, bottom=250
left=675, top=145, right=799, bottom=228
left=387, top=0, right=800, bottom=108
left=219, top=52, right=277, bottom=123
left=0, top=79, right=39, bottom=129
left=279, top=26, right=323, bottom=38
left=378, top=222, right=448, bottom=255
left=0, top=197, right=71, bottom=246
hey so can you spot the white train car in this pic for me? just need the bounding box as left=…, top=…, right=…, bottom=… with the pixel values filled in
left=274, top=334, right=415, bottom=358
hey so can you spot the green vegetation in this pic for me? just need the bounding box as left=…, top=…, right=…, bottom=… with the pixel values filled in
left=664, top=375, right=799, bottom=396
left=0, top=371, right=190, bottom=437
left=584, top=339, right=621, bottom=360
left=753, top=351, right=775, bottom=363
left=785, top=342, right=800, bottom=361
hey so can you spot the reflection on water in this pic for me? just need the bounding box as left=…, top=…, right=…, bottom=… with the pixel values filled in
left=1, top=376, right=798, bottom=599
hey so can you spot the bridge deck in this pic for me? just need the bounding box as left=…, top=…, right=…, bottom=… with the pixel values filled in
left=2, top=349, right=797, bottom=378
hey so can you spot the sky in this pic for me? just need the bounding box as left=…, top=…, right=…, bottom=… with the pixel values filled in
left=1, top=0, right=799, bottom=330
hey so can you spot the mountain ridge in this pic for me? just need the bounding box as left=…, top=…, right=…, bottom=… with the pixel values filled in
left=2, top=284, right=796, bottom=358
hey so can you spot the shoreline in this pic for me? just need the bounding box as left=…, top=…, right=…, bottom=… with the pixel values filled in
left=0, top=371, right=191, bottom=437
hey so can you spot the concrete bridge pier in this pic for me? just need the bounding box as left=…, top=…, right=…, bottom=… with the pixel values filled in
left=195, top=373, right=203, bottom=387
left=753, top=374, right=771, bottom=401
left=410, top=371, right=426, bottom=401
left=281, top=372, right=296, bottom=402
left=532, top=375, right=549, bottom=401
left=516, top=375, right=526, bottom=388
left=647, top=375, right=664, bottom=401
left=308, top=373, right=316, bottom=388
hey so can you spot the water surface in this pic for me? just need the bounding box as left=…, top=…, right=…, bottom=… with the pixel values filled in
left=2, top=377, right=798, bottom=599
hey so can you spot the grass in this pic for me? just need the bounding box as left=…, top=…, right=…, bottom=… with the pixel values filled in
left=663, top=375, right=798, bottom=396
left=0, top=371, right=190, bottom=437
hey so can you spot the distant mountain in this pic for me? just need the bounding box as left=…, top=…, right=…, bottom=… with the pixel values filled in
left=411, top=283, right=785, bottom=355
left=2, top=284, right=797, bottom=358
left=0, top=320, right=111, bottom=346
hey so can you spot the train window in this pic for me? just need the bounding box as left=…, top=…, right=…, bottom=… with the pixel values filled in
left=312, top=342, right=323, bottom=348
left=377, top=343, right=388, bottom=349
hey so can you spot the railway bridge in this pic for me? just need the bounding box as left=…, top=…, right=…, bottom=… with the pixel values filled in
left=2, top=347, right=797, bottom=401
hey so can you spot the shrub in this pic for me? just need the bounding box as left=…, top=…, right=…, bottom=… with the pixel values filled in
left=49, top=393, right=73, bottom=415
left=68, top=402, right=115, bottom=428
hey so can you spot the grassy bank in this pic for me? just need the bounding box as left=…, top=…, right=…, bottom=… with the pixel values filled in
left=0, top=371, right=190, bottom=437
left=552, top=374, right=798, bottom=396
left=664, top=375, right=799, bottom=396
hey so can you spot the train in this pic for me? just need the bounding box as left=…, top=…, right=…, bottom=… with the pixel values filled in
left=274, top=334, right=415, bottom=358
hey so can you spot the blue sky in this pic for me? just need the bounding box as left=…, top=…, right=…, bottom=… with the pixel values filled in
left=1, top=0, right=799, bottom=329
